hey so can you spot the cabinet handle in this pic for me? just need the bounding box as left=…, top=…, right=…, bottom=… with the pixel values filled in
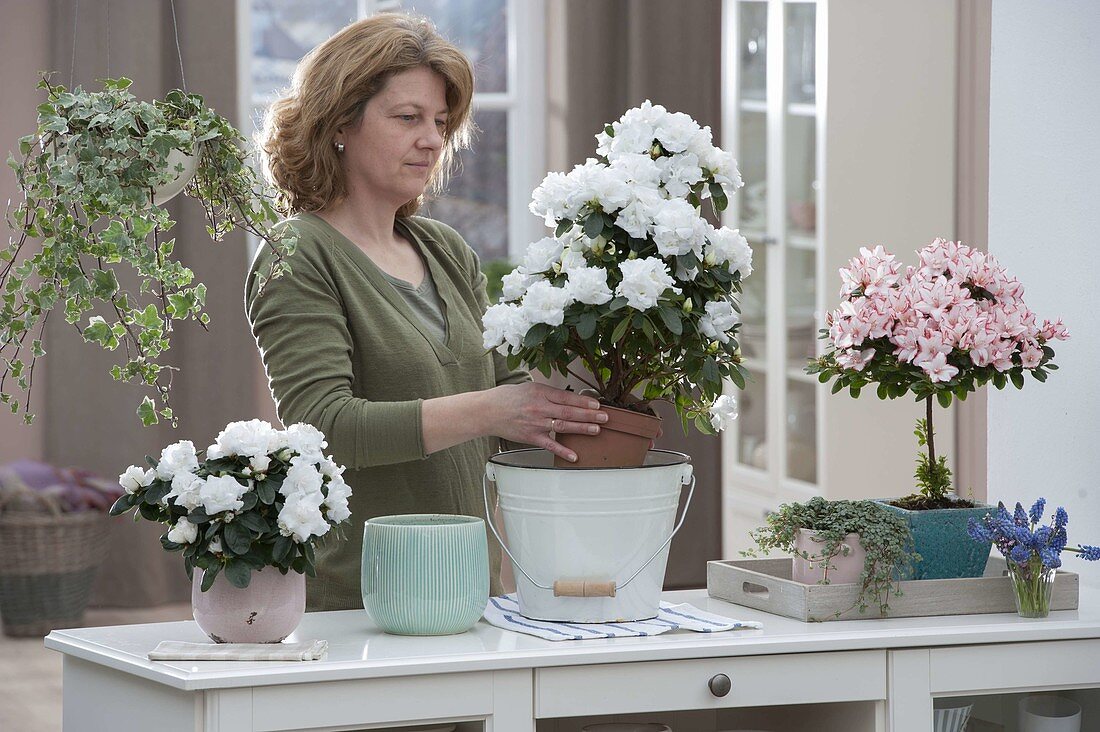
left=708, top=673, right=732, bottom=697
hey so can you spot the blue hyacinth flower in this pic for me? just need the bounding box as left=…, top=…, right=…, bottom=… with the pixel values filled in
left=1055, top=506, right=1068, bottom=530
left=1013, top=502, right=1029, bottom=527
left=1014, top=525, right=1035, bottom=548
left=1009, top=544, right=1033, bottom=565
left=997, top=502, right=1012, bottom=523
left=1029, top=497, right=1046, bottom=526
left=968, top=517, right=993, bottom=544
left=1080, top=544, right=1100, bottom=561
left=1034, top=525, right=1052, bottom=549
left=1040, top=548, right=1062, bottom=569
left=1051, top=527, right=1068, bottom=554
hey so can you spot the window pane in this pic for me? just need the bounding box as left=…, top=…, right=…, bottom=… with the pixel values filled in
left=739, top=2, right=767, bottom=102
left=786, top=380, right=816, bottom=484
left=785, top=3, right=816, bottom=105
left=400, top=0, right=508, bottom=93
left=738, top=369, right=767, bottom=470
left=250, top=1, right=357, bottom=106
left=422, top=110, right=508, bottom=261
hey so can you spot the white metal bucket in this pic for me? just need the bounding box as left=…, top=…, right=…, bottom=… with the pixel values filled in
left=484, top=449, right=694, bottom=622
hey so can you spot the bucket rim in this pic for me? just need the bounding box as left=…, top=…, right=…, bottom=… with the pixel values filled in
left=489, top=447, right=691, bottom=471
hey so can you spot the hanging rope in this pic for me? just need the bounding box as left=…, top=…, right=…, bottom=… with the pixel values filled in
left=105, top=0, right=110, bottom=79
left=69, top=0, right=80, bottom=87
left=169, top=0, right=188, bottom=92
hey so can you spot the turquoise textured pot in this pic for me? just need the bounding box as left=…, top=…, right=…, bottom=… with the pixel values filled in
left=361, top=514, right=489, bottom=635
left=878, top=499, right=993, bottom=580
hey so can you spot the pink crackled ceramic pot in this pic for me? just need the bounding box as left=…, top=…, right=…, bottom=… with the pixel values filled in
left=791, top=529, right=866, bottom=585
left=192, top=567, right=306, bottom=643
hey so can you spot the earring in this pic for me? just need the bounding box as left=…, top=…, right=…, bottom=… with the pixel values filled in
left=335, top=141, right=345, bottom=153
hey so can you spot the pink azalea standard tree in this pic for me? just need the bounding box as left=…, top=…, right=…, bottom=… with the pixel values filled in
left=808, top=238, right=1069, bottom=511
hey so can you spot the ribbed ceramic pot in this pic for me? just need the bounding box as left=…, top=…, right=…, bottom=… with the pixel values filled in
left=361, top=514, right=489, bottom=635
left=191, top=567, right=305, bottom=643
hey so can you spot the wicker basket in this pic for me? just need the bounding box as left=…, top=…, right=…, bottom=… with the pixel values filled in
left=0, top=472, right=113, bottom=637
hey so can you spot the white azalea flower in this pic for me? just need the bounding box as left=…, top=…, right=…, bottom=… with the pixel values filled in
left=698, top=301, right=741, bottom=344
left=501, top=269, right=541, bottom=301
left=521, top=236, right=565, bottom=275
left=654, top=111, right=702, bottom=153
left=281, top=460, right=324, bottom=497
left=209, top=536, right=223, bottom=554
left=616, top=257, right=680, bottom=311
left=166, top=518, right=198, bottom=545
left=285, top=423, right=327, bottom=462
left=585, top=164, right=633, bottom=213
left=657, top=152, right=704, bottom=198
left=166, top=472, right=204, bottom=511
left=558, top=247, right=588, bottom=274
left=608, top=152, right=662, bottom=188
left=705, top=225, right=753, bottom=276
left=530, top=171, right=583, bottom=226
left=318, top=456, right=345, bottom=480
left=702, top=146, right=744, bottom=191
left=709, top=394, right=739, bottom=431
left=483, top=301, right=532, bottom=355
left=323, top=476, right=352, bottom=523
left=565, top=266, right=614, bottom=306
left=199, top=475, right=246, bottom=515
left=118, top=465, right=154, bottom=495
left=521, top=280, right=574, bottom=327
left=213, top=419, right=276, bottom=460
left=616, top=189, right=663, bottom=240
left=155, top=440, right=198, bottom=481
left=249, top=454, right=271, bottom=473
left=652, top=198, right=707, bottom=257
left=277, top=490, right=330, bottom=543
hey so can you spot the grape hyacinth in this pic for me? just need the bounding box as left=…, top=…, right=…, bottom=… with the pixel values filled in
left=968, top=498, right=1100, bottom=617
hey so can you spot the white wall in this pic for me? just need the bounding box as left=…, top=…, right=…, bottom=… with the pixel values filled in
left=988, top=1, right=1100, bottom=587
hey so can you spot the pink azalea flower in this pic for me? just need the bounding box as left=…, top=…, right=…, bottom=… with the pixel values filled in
left=1020, top=344, right=1043, bottom=369
left=920, top=352, right=959, bottom=383
left=836, top=347, right=876, bottom=372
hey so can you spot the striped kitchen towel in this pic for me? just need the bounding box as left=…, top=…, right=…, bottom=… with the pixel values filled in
left=148, top=639, right=329, bottom=661
left=482, top=595, right=762, bottom=641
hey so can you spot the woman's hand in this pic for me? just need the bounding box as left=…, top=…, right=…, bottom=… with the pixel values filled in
left=485, top=383, right=609, bottom=463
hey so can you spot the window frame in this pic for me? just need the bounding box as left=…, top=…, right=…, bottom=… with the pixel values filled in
left=237, top=0, right=547, bottom=265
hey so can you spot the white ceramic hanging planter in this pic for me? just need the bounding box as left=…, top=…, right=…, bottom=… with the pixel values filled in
left=153, top=144, right=201, bottom=206
left=485, top=448, right=694, bottom=623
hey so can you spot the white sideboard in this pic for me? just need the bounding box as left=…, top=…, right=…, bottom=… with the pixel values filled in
left=45, top=588, right=1100, bottom=731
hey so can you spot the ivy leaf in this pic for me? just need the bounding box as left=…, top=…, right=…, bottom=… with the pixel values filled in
left=137, top=396, right=159, bottom=426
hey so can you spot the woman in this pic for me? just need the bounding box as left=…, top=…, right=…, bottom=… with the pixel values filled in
left=247, top=13, right=608, bottom=611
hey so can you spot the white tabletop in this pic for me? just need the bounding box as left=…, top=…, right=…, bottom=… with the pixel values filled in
left=44, top=587, right=1100, bottom=691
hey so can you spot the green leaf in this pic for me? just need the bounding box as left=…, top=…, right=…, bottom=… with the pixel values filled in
left=1032, top=369, right=1048, bottom=382
left=577, top=311, right=597, bottom=340
left=728, top=367, right=746, bottom=389
left=610, top=316, right=631, bottom=344
left=583, top=214, right=603, bottom=239
left=223, top=560, right=252, bottom=589
left=137, top=396, right=159, bottom=426
left=256, top=480, right=276, bottom=505
left=223, top=519, right=253, bottom=555
left=1010, top=371, right=1025, bottom=389
left=657, top=307, right=682, bottom=335
left=200, top=565, right=221, bottom=592
left=273, top=535, right=294, bottom=564
left=82, top=316, right=112, bottom=345
left=937, top=391, right=953, bottom=408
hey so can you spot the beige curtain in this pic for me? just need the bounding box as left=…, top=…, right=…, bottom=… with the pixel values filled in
left=44, top=0, right=254, bottom=606
left=547, top=0, right=723, bottom=588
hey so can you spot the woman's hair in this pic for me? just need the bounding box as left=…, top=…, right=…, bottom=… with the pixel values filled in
left=258, top=13, right=475, bottom=217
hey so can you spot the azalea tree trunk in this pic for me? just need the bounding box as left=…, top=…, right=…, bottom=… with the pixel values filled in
left=925, top=394, right=936, bottom=466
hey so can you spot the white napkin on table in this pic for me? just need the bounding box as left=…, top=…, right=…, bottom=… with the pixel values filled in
left=148, top=639, right=328, bottom=661
left=483, top=594, right=762, bottom=642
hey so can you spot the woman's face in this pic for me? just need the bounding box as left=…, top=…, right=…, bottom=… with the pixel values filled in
left=336, top=66, right=449, bottom=210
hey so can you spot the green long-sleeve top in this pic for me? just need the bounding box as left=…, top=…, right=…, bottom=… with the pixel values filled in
left=245, top=212, right=530, bottom=611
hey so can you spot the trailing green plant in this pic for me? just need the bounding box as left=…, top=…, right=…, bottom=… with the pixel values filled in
left=744, top=496, right=920, bottom=618
left=3, top=75, right=297, bottom=426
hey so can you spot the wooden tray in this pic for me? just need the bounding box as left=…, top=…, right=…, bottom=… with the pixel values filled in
left=706, top=556, right=1079, bottom=622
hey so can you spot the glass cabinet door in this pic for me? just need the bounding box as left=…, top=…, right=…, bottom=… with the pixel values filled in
left=725, top=0, right=821, bottom=501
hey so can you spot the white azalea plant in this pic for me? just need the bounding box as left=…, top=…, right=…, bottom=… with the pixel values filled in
left=110, top=420, right=351, bottom=591
left=483, top=101, right=750, bottom=433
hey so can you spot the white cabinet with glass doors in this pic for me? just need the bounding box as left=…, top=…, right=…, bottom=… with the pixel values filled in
left=719, top=0, right=960, bottom=556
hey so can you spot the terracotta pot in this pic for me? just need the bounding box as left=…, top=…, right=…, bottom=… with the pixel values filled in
left=791, top=528, right=866, bottom=585
left=192, top=567, right=305, bottom=643
left=554, top=403, right=662, bottom=468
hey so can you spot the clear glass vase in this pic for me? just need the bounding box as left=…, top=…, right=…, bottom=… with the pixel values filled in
left=1007, top=559, right=1056, bottom=618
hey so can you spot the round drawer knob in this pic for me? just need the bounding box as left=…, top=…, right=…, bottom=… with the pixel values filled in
left=708, top=673, right=732, bottom=697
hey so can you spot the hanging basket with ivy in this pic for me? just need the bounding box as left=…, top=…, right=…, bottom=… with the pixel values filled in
left=2, top=76, right=296, bottom=426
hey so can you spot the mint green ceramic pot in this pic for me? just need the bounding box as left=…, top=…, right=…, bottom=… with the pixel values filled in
left=361, top=514, right=489, bottom=635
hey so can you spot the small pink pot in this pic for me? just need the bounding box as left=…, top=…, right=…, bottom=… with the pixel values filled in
left=192, top=567, right=306, bottom=643
left=791, top=529, right=866, bottom=585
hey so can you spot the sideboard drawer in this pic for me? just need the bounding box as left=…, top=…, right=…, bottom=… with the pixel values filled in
left=535, top=650, right=886, bottom=717
left=250, top=671, right=493, bottom=731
